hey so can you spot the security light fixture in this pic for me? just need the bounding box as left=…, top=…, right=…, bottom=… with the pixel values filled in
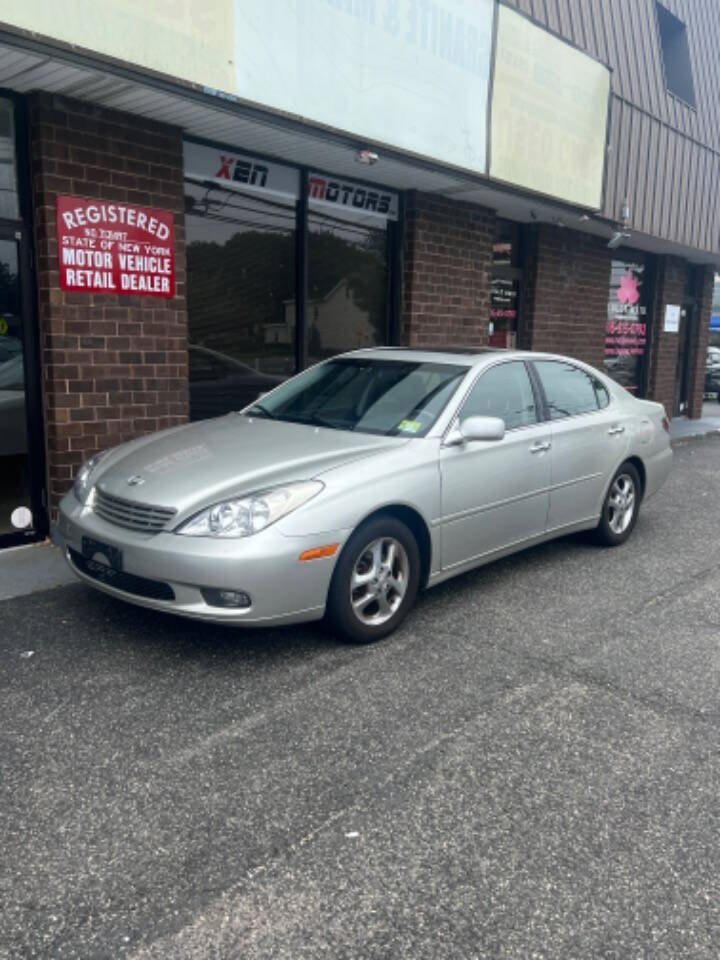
left=620, top=197, right=631, bottom=228
left=356, top=149, right=379, bottom=165
left=608, top=230, right=631, bottom=250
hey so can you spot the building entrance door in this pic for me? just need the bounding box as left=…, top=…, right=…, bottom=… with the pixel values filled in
left=674, top=302, right=695, bottom=416
left=0, top=228, right=46, bottom=546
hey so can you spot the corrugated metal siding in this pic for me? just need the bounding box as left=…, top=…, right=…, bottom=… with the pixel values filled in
left=505, top=0, right=720, bottom=253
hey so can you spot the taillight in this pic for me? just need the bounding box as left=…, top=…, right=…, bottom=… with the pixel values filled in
left=662, top=414, right=670, bottom=433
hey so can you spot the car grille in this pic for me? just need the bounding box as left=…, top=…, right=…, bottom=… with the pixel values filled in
left=93, top=488, right=176, bottom=533
left=68, top=548, right=175, bottom=601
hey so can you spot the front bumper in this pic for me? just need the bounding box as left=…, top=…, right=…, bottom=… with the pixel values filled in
left=57, top=493, right=349, bottom=626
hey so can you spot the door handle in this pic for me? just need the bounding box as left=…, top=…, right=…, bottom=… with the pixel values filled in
left=608, top=425, right=626, bottom=435
left=530, top=440, right=551, bottom=453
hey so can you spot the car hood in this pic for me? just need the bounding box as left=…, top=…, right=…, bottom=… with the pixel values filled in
left=92, top=415, right=407, bottom=516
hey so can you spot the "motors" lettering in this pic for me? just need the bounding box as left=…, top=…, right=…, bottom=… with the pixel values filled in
left=308, top=176, right=392, bottom=215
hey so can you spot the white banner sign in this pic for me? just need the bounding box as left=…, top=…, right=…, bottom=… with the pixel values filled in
left=490, top=5, right=610, bottom=209
left=233, top=0, right=494, bottom=174
left=183, top=141, right=299, bottom=201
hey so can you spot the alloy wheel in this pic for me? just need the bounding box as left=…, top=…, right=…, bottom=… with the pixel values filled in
left=607, top=473, right=636, bottom=535
left=349, top=537, right=409, bottom=627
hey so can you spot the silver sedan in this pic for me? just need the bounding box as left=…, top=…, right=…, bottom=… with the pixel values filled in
left=58, top=348, right=672, bottom=642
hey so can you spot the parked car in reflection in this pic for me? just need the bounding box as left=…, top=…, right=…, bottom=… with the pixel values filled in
left=603, top=354, right=638, bottom=391
left=705, top=346, right=720, bottom=399
left=188, top=344, right=285, bottom=420
left=0, top=335, right=27, bottom=457
left=59, top=348, right=672, bottom=643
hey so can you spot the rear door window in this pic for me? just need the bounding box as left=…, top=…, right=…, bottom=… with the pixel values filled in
left=534, top=360, right=602, bottom=419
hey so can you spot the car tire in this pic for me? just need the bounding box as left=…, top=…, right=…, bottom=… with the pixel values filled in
left=326, top=516, right=421, bottom=643
left=594, top=461, right=642, bottom=546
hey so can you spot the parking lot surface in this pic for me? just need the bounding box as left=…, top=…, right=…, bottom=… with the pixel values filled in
left=2, top=436, right=720, bottom=959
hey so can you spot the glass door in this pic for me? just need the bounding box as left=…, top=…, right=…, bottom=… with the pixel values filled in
left=674, top=302, right=695, bottom=416
left=0, top=229, right=45, bottom=545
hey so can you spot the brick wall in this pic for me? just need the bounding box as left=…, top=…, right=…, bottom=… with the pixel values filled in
left=29, top=94, right=188, bottom=515
left=523, top=225, right=612, bottom=368
left=647, top=256, right=685, bottom=416
left=402, top=192, right=494, bottom=347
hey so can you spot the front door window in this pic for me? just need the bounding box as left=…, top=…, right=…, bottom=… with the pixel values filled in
left=490, top=220, right=523, bottom=348
left=674, top=304, right=695, bottom=416
left=604, top=257, right=651, bottom=395
left=0, top=237, right=33, bottom=538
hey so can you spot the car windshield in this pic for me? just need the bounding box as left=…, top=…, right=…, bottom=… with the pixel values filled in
left=245, top=357, right=469, bottom=436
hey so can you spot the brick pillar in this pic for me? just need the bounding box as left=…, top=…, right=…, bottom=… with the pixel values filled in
left=523, top=225, right=612, bottom=368
left=686, top=265, right=714, bottom=419
left=29, top=94, right=188, bottom=517
left=402, top=192, right=494, bottom=347
left=647, top=256, right=685, bottom=416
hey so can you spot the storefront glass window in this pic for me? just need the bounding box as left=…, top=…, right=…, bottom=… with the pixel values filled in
left=490, top=220, right=522, bottom=348
left=0, top=238, right=32, bottom=538
left=183, top=144, right=399, bottom=421
left=0, top=99, right=19, bottom=220
left=307, top=205, right=389, bottom=365
left=710, top=272, right=720, bottom=348
left=604, top=257, right=651, bottom=395
left=184, top=181, right=296, bottom=420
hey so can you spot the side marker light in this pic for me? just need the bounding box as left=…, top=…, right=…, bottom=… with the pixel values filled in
left=299, top=544, right=340, bottom=562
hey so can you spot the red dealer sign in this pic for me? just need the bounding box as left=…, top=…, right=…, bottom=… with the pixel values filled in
left=56, top=196, right=175, bottom=299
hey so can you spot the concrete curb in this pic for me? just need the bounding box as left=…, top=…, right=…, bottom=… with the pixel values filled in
left=0, top=540, right=76, bottom=601
left=671, top=428, right=720, bottom=446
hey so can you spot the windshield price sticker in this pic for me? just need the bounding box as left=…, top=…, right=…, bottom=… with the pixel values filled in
left=56, top=196, right=176, bottom=299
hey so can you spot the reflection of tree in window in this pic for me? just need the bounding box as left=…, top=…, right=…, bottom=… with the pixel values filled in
left=184, top=183, right=296, bottom=376
left=187, top=231, right=295, bottom=351
left=308, top=214, right=388, bottom=360
left=184, top=178, right=391, bottom=372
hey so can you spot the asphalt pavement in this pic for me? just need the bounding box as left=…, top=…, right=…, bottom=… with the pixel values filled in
left=2, top=436, right=720, bottom=960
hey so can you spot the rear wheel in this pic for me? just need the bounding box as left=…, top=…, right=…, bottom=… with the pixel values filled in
left=594, top=462, right=641, bottom=546
left=326, top=516, right=420, bottom=643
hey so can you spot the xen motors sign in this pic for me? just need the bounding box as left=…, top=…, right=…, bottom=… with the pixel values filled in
left=183, top=141, right=299, bottom=202
left=308, top=174, right=398, bottom=221
left=214, top=154, right=271, bottom=189
left=183, top=142, right=398, bottom=221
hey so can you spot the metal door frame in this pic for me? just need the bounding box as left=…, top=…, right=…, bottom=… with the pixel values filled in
left=0, top=92, right=48, bottom=548
left=674, top=299, right=696, bottom=417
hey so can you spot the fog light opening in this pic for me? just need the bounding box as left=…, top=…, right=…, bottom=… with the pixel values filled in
left=201, top=588, right=252, bottom=609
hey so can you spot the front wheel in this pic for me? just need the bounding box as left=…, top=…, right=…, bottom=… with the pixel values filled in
left=326, top=516, right=421, bottom=643
left=594, top=462, right=641, bottom=546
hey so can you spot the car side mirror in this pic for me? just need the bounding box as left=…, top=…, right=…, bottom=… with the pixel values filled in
left=445, top=415, right=506, bottom=446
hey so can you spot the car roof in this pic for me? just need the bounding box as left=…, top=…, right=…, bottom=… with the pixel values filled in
left=342, top=346, right=514, bottom=367
left=342, top=346, right=581, bottom=369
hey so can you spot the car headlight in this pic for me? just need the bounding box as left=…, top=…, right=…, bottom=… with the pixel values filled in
left=73, top=451, right=109, bottom=504
left=175, top=481, right=323, bottom=538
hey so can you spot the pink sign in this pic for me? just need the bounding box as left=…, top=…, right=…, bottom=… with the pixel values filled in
left=56, top=196, right=175, bottom=299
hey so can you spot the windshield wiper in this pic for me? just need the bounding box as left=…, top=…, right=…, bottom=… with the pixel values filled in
left=293, top=412, right=346, bottom=430
left=246, top=402, right=276, bottom=419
